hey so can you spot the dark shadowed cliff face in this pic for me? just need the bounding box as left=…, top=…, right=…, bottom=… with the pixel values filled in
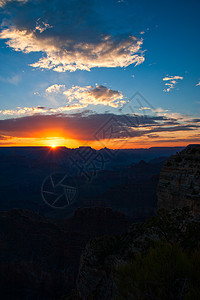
left=75, top=145, right=200, bottom=299
left=76, top=208, right=200, bottom=300
left=157, top=144, right=200, bottom=214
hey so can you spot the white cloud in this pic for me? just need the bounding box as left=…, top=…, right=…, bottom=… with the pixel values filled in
left=63, top=85, right=124, bottom=108
left=163, top=75, right=183, bottom=92
left=0, top=103, right=87, bottom=116
left=44, top=84, right=124, bottom=108
left=0, top=0, right=145, bottom=72
left=0, top=84, right=124, bottom=117
left=35, top=19, right=53, bottom=33
left=0, top=28, right=144, bottom=72
left=139, top=107, right=151, bottom=110
left=46, top=84, right=66, bottom=94
left=0, top=0, right=27, bottom=7
left=163, top=76, right=183, bottom=81
left=153, top=107, right=189, bottom=121
left=1, top=106, right=46, bottom=116
left=153, top=108, right=169, bottom=113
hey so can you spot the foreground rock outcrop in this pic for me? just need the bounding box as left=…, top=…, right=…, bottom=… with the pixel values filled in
left=157, top=144, right=200, bottom=214
left=76, top=208, right=200, bottom=299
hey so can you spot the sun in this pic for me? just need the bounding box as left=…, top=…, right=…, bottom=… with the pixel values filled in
left=51, top=144, right=56, bottom=148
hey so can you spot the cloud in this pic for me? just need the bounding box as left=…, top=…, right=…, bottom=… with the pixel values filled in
left=0, top=112, right=199, bottom=143
left=0, top=85, right=125, bottom=117
left=0, top=0, right=27, bottom=7
left=35, top=19, right=53, bottom=33
left=163, top=75, right=183, bottom=92
left=0, top=74, right=21, bottom=85
left=196, top=82, right=200, bottom=86
left=0, top=106, right=47, bottom=116
left=139, top=107, right=151, bottom=110
left=46, top=84, right=66, bottom=94
left=63, top=85, right=124, bottom=108
left=153, top=107, right=191, bottom=122
left=188, top=119, right=200, bottom=123
left=163, top=76, right=183, bottom=81
left=0, top=104, right=87, bottom=116
left=0, top=0, right=145, bottom=72
left=0, top=134, right=10, bottom=140
left=153, top=108, right=168, bottom=113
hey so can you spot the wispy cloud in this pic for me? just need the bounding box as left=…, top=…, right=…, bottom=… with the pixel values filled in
left=0, top=134, right=10, bottom=140
left=0, top=74, right=21, bottom=85
left=0, top=104, right=87, bottom=116
left=0, top=0, right=145, bottom=72
left=0, top=0, right=27, bottom=7
left=163, top=75, right=183, bottom=92
left=46, top=84, right=66, bottom=94
left=153, top=107, right=183, bottom=119
left=139, top=107, right=151, bottom=110
left=35, top=19, right=53, bottom=33
left=0, top=106, right=47, bottom=116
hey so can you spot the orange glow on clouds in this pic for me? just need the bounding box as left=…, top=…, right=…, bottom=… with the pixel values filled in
left=0, top=116, right=199, bottom=149
left=0, top=135, right=198, bottom=149
left=0, top=110, right=199, bottom=148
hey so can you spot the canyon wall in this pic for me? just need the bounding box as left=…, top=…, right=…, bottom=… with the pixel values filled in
left=157, top=144, right=200, bottom=214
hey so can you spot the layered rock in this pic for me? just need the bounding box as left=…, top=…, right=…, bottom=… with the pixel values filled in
left=157, top=144, right=200, bottom=214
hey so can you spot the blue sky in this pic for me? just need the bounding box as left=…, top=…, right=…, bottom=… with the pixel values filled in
left=0, top=0, right=199, bottom=147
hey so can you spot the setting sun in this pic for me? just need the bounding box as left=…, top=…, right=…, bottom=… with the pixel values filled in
left=51, top=144, right=56, bottom=148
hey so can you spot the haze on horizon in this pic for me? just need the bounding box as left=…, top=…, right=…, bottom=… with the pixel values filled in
left=0, top=0, right=199, bottom=148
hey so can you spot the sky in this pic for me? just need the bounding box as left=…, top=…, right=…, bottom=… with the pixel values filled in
left=0, top=0, right=199, bottom=148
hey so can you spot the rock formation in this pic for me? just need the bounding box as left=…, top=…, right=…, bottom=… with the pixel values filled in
left=76, top=207, right=200, bottom=299
left=76, top=145, right=200, bottom=299
left=157, top=144, right=200, bottom=214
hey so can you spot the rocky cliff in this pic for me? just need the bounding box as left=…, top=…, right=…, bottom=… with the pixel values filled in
left=76, top=207, right=200, bottom=299
left=76, top=145, right=200, bottom=299
left=157, top=144, right=200, bottom=214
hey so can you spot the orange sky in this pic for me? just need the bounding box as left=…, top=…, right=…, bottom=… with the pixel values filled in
left=0, top=112, right=199, bottom=148
left=0, top=135, right=198, bottom=149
